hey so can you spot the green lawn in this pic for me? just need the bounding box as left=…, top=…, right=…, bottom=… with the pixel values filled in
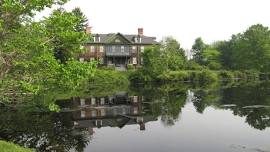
left=0, top=141, right=32, bottom=152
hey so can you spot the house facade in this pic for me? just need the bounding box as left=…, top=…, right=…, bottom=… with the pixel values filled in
left=79, top=28, right=159, bottom=69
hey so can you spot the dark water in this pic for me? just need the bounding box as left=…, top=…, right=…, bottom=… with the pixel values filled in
left=1, top=82, right=270, bottom=152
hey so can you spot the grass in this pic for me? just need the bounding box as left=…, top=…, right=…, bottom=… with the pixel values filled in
left=0, top=141, right=32, bottom=152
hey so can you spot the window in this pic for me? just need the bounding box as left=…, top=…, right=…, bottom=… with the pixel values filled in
left=81, top=111, right=86, bottom=118
left=133, top=57, right=137, bottom=64
left=91, top=110, right=97, bottom=117
left=80, top=98, right=85, bottom=106
left=121, top=46, right=124, bottom=52
left=100, top=98, right=105, bottom=105
left=112, top=46, right=115, bottom=52
left=100, top=46, right=104, bottom=52
left=90, top=46, right=95, bottom=52
left=133, top=96, right=138, bottom=103
left=99, top=58, right=104, bottom=64
left=141, top=46, right=145, bottom=52
left=91, top=97, right=96, bottom=105
left=139, top=37, right=142, bottom=43
left=132, top=46, right=136, bottom=50
left=101, top=109, right=106, bottom=116
left=79, top=58, right=84, bottom=62
left=134, top=37, right=138, bottom=43
left=141, top=57, right=143, bottom=64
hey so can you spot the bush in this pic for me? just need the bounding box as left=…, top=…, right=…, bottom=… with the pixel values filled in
left=185, top=60, right=203, bottom=70
left=127, top=64, right=135, bottom=70
left=197, top=70, right=218, bottom=83
left=158, top=71, right=189, bottom=81
left=129, top=69, right=152, bottom=82
left=89, top=69, right=129, bottom=85
left=218, top=71, right=234, bottom=80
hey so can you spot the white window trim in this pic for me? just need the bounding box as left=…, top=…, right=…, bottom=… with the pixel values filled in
left=100, top=46, right=104, bottom=52
left=90, top=46, right=95, bottom=52
left=133, top=57, right=137, bottom=65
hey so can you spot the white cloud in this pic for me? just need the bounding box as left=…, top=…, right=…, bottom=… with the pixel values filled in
left=36, top=0, right=270, bottom=48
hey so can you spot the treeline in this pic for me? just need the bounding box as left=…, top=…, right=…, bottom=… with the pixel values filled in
left=130, top=24, right=270, bottom=82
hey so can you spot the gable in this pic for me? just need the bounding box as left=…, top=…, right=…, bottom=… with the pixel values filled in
left=106, top=33, right=132, bottom=44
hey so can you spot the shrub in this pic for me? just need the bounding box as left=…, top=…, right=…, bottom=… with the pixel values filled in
left=198, top=70, right=218, bottom=83
left=129, top=69, right=152, bottom=82
left=158, top=71, right=189, bottom=81
left=127, top=64, right=135, bottom=70
left=218, top=71, right=234, bottom=80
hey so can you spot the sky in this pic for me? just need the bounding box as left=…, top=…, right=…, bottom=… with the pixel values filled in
left=37, top=0, right=270, bottom=49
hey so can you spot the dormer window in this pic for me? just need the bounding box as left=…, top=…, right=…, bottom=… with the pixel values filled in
left=94, top=35, right=100, bottom=42
left=139, top=37, right=142, bottom=43
left=134, top=37, right=138, bottom=43
left=121, top=46, right=124, bottom=52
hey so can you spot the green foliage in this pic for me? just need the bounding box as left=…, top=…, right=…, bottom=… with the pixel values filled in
left=89, top=70, right=129, bottom=86
left=192, top=37, right=207, bottom=63
left=158, top=71, right=189, bottom=81
left=72, top=7, right=89, bottom=32
left=142, top=45, right=166, bottom=78
left=214, top=24, right=270, bottom=72
left=157, top=70, right=218, bottom=83
left=161, top=37, right=186, bottom=70
left=0, top=141, right=32, bottom=152
left=127, top=64, right=135, bottom=70
left=45, top=9, right=88, bottom=63
left=185, top=60, right=203, bottom=70
left=218, top=71, right=234, bottom=80
left=201, top=49, right=222, bottom=70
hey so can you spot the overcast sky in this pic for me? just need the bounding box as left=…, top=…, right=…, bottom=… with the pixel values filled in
left=37, top=0, right=270, bottom=49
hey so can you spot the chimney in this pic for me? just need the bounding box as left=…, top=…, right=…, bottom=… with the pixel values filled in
left=85, top=26, right=92, bottom=35
left=138, top=28, right=143, bottom=36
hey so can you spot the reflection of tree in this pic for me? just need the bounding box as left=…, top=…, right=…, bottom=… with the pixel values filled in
left=192, top=82, right=270, bottom=130
left=0, top=108, right=91, bottom=152
left=133, top=83, right=188, bottom=127
left=220, top=83, right=270, bottom=130
left=192, top=89, right=222, bottom=113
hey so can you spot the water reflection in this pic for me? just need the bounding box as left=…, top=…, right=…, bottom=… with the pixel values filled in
left=0, top=82, right=270, bottom=152
left=57, top=93, right=157, bottom=131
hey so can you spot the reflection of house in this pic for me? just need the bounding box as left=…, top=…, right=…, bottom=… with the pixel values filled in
left=80, top=27, right=159, bottom=70
left=56, top=93, right=157, bottom=132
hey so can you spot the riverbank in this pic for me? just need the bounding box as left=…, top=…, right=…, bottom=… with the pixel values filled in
left=129, top=69, right=270, bottom=83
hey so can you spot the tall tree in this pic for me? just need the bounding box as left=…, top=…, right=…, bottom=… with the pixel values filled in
left=161, top=37, right=186, bottom=71
left=72, top=7, right=89, bottom=32
left=192, top=37, right=207, bottom=64
left=230, top=24, right=270, bottom=72
left=45, top=9, right=87, bottom=63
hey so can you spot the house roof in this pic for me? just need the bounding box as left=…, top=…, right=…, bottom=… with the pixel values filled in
left=87, top=33, right=159, bottom=45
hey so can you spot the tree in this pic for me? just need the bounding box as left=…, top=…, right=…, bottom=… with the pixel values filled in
left=72, top=7, right=89, bottom=32
left=0, top=0, right=68, bottom=77
left=192, top=37, right=207, bottom=64
left=44, top=9, right=88, bottom=63
left=230, top=24, right=270, bottom=72
left=161, top=37, right=186, bottom=71
left=201, top=49, right=222, bottom=70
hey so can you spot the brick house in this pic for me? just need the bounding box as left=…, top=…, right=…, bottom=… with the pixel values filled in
left=79, top=28, right=159, bottom=69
